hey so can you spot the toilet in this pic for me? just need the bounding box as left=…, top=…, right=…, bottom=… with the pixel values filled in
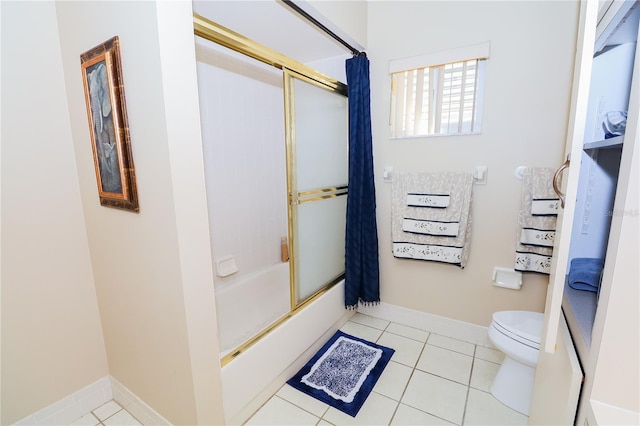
left=488, top=310, right=544, bottom=416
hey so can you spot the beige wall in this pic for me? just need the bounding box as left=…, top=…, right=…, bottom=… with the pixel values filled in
left=55, top=1, right=223, bottom=424
left=0, top=2, right=109, bottom=423
left=369, top=1, right=580, bottom=326
left=307, top=0, right=368, bottom=49
left=154, top=2, right=226, bottom=423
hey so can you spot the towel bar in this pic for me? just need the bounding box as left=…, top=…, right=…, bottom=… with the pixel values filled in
left=515, top=166, right=527, bottom=179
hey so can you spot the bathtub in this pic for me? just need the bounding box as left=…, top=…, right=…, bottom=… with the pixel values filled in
left=214, top=262, right=291, bottom=357
left=220, top=280, right=352, bottom=425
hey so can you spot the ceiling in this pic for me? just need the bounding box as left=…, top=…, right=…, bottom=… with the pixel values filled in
left=192, top=0, right=351, bottom=64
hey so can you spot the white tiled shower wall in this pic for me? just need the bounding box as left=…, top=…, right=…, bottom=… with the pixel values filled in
left=196, top=40, right=289, bottom=291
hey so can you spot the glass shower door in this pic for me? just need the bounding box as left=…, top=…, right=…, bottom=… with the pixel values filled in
left=284, top=69, right=349, bottom=307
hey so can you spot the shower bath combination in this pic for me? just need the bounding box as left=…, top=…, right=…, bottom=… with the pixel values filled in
left=195, top=15, right=350, bottom=365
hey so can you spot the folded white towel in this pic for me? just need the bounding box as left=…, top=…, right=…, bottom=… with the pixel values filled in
left=392, top=172, right=473, bottom=267
left=515, top=167, right=558, bottom=274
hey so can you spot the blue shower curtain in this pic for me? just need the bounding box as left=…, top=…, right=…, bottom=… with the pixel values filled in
left=345, top=54, right=380, bottom=309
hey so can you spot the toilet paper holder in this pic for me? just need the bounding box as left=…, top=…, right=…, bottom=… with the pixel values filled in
left=492, top=267, right=522, bottom=290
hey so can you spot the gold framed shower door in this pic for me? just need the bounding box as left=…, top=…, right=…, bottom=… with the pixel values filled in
left=194, top=13, right=348, bottom=366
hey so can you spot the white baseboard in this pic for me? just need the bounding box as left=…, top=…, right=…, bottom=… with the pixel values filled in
left=12, top=376, right=172, bottom=426
left=357, top=302, right=491, bottom=346
left=110, top=376, right=171, bottom=426
left=13, top=377, right=112, bottom=426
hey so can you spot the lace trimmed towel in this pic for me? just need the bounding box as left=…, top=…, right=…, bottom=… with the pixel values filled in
left=392, top=171, right=473, bottom=267
left=514, top=167, right=559, bottom=274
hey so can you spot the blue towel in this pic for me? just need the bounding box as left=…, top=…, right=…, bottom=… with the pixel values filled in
left=568, top=258, right=604, bottom=292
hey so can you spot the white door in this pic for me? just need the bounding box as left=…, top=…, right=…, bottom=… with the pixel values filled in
left=538, top=0, right=599, bottom=355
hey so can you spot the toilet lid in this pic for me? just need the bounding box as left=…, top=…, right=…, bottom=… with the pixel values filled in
left=492, top=311, right=544, bottom=348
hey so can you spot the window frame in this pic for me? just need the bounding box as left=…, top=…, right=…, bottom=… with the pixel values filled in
left=389, top=41, right=490, bottom=139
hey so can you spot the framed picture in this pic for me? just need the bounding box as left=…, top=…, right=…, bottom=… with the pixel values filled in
left=81, top=36, right=139, bottom=212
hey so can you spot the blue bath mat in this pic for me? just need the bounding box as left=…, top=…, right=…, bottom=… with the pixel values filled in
left=286, top=330, right=395, bottom=417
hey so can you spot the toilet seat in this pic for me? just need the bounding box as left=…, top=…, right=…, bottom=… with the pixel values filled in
left=491, top=311, right=543, bottom=350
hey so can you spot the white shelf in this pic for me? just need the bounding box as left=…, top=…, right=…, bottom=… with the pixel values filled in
left=583, top=135, right=623, bottom=150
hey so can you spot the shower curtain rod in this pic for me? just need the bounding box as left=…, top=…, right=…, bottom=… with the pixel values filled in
left=281, top=0, right=366, bottom=57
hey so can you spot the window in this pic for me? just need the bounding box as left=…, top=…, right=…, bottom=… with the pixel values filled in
left=389, top=42, right=490, bottom=138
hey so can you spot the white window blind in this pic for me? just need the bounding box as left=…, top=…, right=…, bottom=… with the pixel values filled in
left=390, top=42, right=490, bottom=138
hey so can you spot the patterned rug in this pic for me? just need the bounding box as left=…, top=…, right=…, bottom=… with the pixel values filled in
left=287, top=330, right=395, bottom=417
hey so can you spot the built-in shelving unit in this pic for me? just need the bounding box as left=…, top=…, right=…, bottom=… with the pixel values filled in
left=562, top=1, right=639, bottom=366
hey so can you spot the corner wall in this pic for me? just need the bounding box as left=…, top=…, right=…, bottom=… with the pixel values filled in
left=1, top=2, right=108, bottom=423
left=55, top=1, right=224, bottom=424
left=369, top=1, right=580, bottom=326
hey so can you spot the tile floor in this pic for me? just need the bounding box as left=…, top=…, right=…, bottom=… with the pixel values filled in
left=70, top=400, right=141, bottom=426
left=244, top=313, right=528, bottom=426
left=68, top=313, right=527, bottom=426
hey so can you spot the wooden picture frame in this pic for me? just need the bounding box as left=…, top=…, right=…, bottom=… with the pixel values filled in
left=81, top=36, right=139, bottom=212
